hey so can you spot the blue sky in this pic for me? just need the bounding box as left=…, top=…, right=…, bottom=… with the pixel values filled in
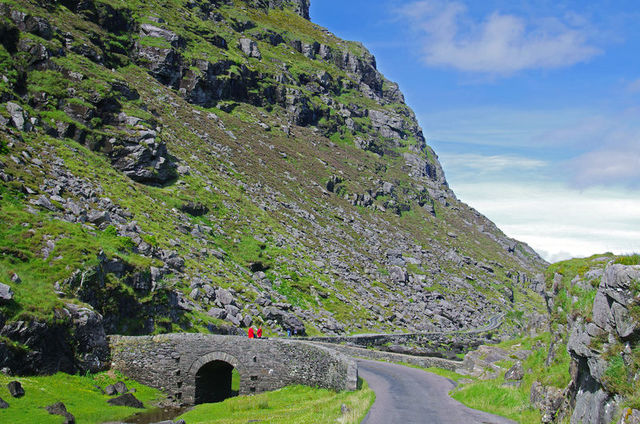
left=310, top=0, right=640, bottom=262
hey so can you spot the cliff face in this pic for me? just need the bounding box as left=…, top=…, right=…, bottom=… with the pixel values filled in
left=566, top=263, right=640, bottom=424
left=527, top=256, right=640, bottom=424
left=0, top=0, right=546, bottom=373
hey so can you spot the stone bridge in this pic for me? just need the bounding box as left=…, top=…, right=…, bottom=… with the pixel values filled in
left=109, top=334, right=358, bottom=405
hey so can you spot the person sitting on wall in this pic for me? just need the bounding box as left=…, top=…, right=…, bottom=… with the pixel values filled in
left=248, top=327, right=255, bottom=338
left=257, top=327, right=262, bottom=338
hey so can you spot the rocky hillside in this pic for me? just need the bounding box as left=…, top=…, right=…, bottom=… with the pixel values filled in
left=0, top=0, right=545, bottom=374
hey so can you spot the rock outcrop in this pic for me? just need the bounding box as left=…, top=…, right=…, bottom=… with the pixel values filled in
left=0, top=303, right=109, bottom=375
left=566, top=264, right=640, bottom=424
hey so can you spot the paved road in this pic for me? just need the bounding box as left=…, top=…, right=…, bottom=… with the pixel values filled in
left=359, top=359, right=516, bottom=424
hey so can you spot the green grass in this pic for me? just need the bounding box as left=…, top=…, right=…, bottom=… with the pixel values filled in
left=0, top=371, right=165, bottom=424
left=423, top=367, right=467, bottom=383
left=177, top=380, right=375, bottom=424
left=614, top=254, right=640, bottom=265
left=231, top=368, right=240, bottom=392
left=451, top=380, right=541, bottom=423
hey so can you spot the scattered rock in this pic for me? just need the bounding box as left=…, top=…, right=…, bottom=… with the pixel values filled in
left=113, top=381, right=128, bottom=394
left=530, top=381, right=568, bottom=423
left=140, top=23, right=183, bottom=47
left=5, top=102, right=32, bottom=131
left=263, top=306, right=306, bottom=335
left=340, top=403, right=350, bottom=414
left=215, top=288, right=234, bottom=306
left=34, top=195, right=57, bottom=211
left=207, top=307, right=226, bottom=320
left=180, top=202, right=208, bottom=216
left=45, top=402, right=75, bottom=424
left=388, top=266, right=408, bottom=283
left=0, top=283, right=14, bottom=303
left=45, top=401, right=67, bottom=415
left=107, top=393, right=144, bottom=408
left=87, top=210, right=111, bottom=225
left=238, top=37, right=261, bottom=59
left=7, top=380, right=24, bottom=398
left=0, top=396, right=8, bottom=409
left=504, top=361, right=524, bottom=381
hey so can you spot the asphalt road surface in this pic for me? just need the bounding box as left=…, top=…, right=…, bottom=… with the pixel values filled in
left=359, top=359, right=516, bottom=424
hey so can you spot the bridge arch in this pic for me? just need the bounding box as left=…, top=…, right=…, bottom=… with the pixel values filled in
left=188, top=351, right=242, bottom=404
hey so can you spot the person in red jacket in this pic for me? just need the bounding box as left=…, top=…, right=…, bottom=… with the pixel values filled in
left=248, top=327, right=255, bottom=338
left=256, top=327, right=262, bottom=338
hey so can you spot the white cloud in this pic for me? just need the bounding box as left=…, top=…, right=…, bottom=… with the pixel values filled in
left=570, top=146, right=640, bottom=188
left=438, top=152, right=547, bottom=177
left=451, top=181, right=640, bottom=262
left=628, top=79, right=640, bottom=93
left=397, top=1, right=601, bottom=74
left=425, top=106, right=640, bottom=187
left=563, top=113, right=640, bottom=188
left=422, top=107, right=593, bottom=148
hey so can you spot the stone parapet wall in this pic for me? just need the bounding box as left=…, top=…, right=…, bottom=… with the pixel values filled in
left=304, top=332, right=487, bottom=359
left=109, top=334, right=357, bottom=405
left=303, top=315, right=503, bottom=359
left=307, top=341, right=461, bottom=371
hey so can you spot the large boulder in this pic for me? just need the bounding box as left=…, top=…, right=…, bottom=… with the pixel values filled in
left=263, top=306, right=306, bottom=335
left=46, top=402, right=75, bottom=424
left=109, top=138, right=176, bottom=185
left=530, top=381, right=569, bottom=423
left=7, top=381, right=24, bottom=398
left=0, top=304, right=109, bottom=375
left=5, top=102, right=32, bottom=132
left=65, top=303, right=110, bottom=373
left=238, top=38, right=261, bottom=59
left=0, top=283, right=13, bottom=303
left=107, top=393, right=144, bottom=408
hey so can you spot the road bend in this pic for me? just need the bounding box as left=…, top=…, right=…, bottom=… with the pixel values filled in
left=359, top=359, right=516, bottom=424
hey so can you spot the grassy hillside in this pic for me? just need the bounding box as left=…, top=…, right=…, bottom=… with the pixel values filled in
left=0, top=0, right=546, bottom=372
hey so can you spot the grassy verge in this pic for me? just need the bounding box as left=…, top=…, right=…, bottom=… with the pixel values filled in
left=439, top=333, right=567, bottom=423
left=422, top=367, right=467, bottom=383
left=178, top=380, right=375, bottom=424
left=451, top=380, right=541, bottom=423
left=0, top=371, right=165, bottom=424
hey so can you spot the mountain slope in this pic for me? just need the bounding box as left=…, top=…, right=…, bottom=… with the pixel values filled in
left=0, top=0, right=545, bottom=373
